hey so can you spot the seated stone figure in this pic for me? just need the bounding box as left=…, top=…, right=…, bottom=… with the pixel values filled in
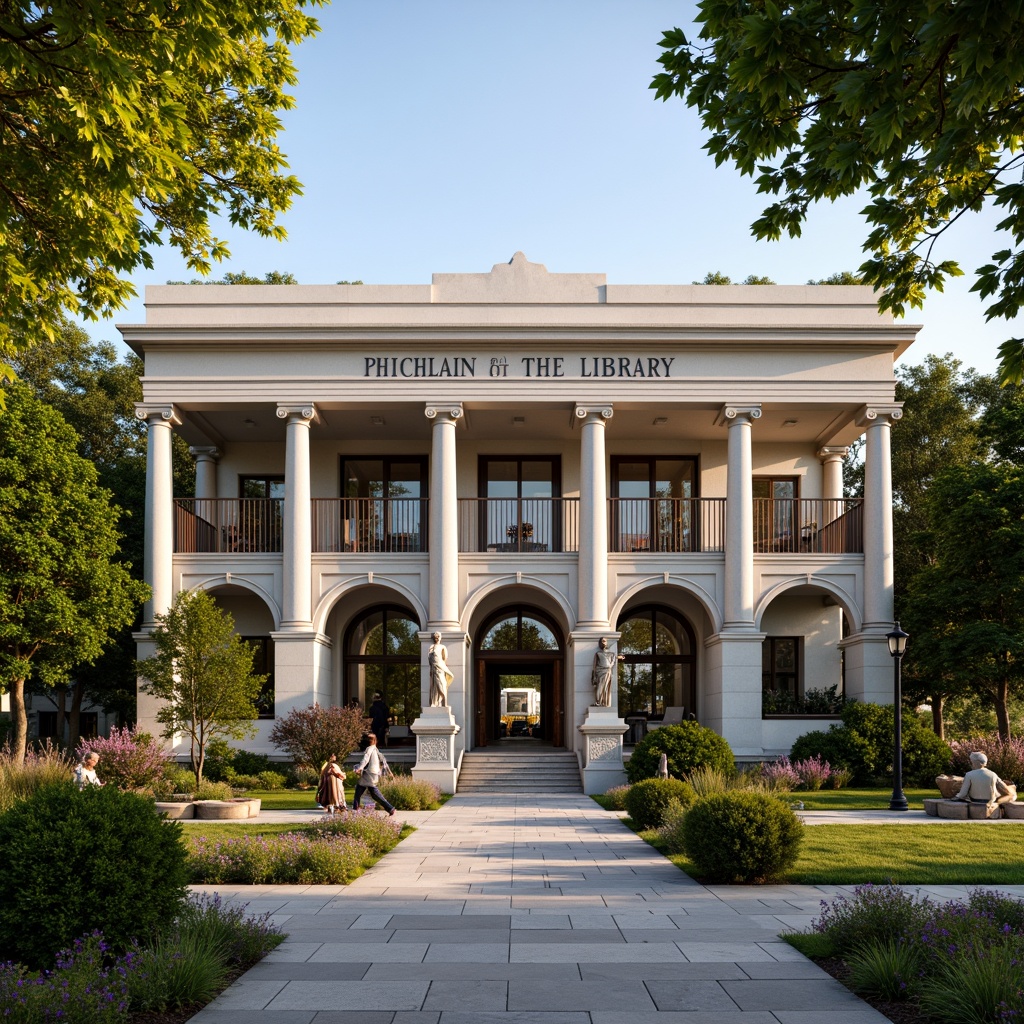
left=953, top=752, right=1015, bottom=806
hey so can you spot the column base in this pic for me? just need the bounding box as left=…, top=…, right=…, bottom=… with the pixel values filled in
left=578, top=706, right=627, bottom=795
left=411, top=706, right=461, bottom=794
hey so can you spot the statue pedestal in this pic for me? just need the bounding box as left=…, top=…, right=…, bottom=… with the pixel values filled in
left=578, top=705, right=628, bottom=795
left=411, top=706, right=461, bottom=794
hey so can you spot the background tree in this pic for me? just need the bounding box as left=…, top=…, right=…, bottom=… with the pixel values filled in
left=693, top=271, right=776, bottom=284
left=652, top=2, right=1024, bottom=383
left=0, top=382, right=148, bottom=762
left=138, top=590, right=265, bottom=785
left=167, top=270, right=300, bottom=285
left=0, top=0, right=321, bottom=374
left=270, top=704, right=371, bottom=771
left=902, top=460, right=1024, bottom=740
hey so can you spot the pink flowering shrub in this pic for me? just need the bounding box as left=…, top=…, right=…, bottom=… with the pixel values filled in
left=793, top=754, right=832, bottom=791
left=760, top=756, right=801, bottom=792
left=949, top=736, right=1024, bottom=785
left=77, top=726, right=171, bottom=791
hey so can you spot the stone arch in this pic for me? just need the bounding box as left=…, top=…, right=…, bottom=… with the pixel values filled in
left=313, top=574, right=427, bottom=636
left=755, top=576, right=861, bottom=634
left=610, top=574, right=722, bottom=635
left=461, top=574, right=575, bottom=637
left=187, top=574, right=280, bottom=628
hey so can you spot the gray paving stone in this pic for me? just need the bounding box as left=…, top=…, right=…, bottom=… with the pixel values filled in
left=243, top=962, right=370, bottom=980
left=511, top=929, right=624, bottom=944
left=188, top=1012, right=317, bottom=1024
left=307, top=942, right=428, bottom=962
left=389, top=928, right=510, bottom=943
left=676, top=941, right=778, bottom=962
left=508, top=978, right=655, bottom=1012
left=364, top=963, right=581, bottom=982
left=738, top=960, right=833, bottom=979
left=388, top=914, right=511, bottom=928
left=591, top=1014, right=778, bottom=1024
left=510, top=942, right=685, bottom=963
left=310, top=1015, right=395, bottom=1024
left=421, top=979, right=508, bottom=1010
left=578, top=962, right=747, bottom=981
left=423, top=942, right=511, bottom=962
left=644, top=979, right=740, bottom=1011
left=266, top=980, right=429, bottom=1011
left=439, top=1014, right=589, bottom=1024
left=773, top=1012, right=894, bottom=1023
left=721, top=978, right=872, bottom=1011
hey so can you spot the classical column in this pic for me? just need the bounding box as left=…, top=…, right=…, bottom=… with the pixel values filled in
left=858, top=405, right=902, bottom=630
left=189, top=446, right=220, bottom=502
left=425, top=403, right=462, bottom=628
left=818, top=446, right=849, bottom=528
left=135, top=404, right=181, bottom=628
left=575, top=404, right=613, bottom=628
left=276, top=403, right=318, bottom=628
left=718, top=404, right=761, bottom=630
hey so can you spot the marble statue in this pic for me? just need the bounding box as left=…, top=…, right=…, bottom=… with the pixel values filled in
left=592, top=637, right=623, bottom=707
left=953, top=751, right=1015, bottom=806
left=428, top=632, right=454, bottom=708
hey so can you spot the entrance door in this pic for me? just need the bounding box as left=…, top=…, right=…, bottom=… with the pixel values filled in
left=485, top=661, right=554, bottom=745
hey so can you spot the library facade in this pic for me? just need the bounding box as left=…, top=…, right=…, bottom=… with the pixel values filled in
left=124, top=253, right=915, bottom=793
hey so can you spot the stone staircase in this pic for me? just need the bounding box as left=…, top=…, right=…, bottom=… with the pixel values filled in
left=457, top=748, right=582, bottom=794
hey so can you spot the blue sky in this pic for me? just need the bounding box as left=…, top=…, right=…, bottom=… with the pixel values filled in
left=102, top=1, right=1005, bottom=377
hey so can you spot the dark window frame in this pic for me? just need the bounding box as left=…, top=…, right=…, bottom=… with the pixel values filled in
left=242, top=635, right=276, bottom=719
left=615, top=605, right=697, bottom=718
left=761, top=635, right=803, bottom=697
left=344, top=605, right=422, bottom=726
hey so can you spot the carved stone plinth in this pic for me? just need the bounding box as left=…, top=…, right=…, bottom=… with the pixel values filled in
left=578, top=705, right=628, bottom=796
left=411, top=706, right=461, bottom=794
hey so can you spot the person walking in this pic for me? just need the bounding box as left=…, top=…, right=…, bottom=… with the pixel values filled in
left=316, top=754, right=347, bottom=814
left=353, top=733, right=396, bottom=816
left=369, top=692, right=390, bottom=746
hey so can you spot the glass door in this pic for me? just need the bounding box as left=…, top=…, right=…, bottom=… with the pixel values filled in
left=479, top=457, right=560, bottom=552
left=612, top=458, right=696, bottom=552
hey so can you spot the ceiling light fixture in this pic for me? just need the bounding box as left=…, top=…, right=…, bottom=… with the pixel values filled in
left=370, top=416, right=386, bottom=426
left=652, top=416, right=668, bottom=426
left=782, top=419, right=798, bottom=427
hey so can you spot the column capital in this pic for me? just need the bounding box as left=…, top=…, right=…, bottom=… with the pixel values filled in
left=855, top=404, right=903, bottom=427
left=134, top=403, right=181, bottom=427
left=189, top=445, right=221, bottom=462
left=817, top=446, right=849, bottom=462
left=424, top=402, right=463, bottom=422
left=574, top=403, right=613, bottom=422
left=276, top=402, right=319, bottom=425
left=715, top=404, right=762, bottom=427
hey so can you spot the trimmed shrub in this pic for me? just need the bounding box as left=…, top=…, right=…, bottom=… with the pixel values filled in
left=380, top=776, right=442, bottom=810
left=656, top=800, right=691, bottom=854
left=75, top=727, right=170, bottom=791
left=790, top=702, right=951, bottom=786
left=624, top=777, right=697, bottom=829
left=602, top=784, right=630, bottom=810
left=256, top=770, right=288, bottom=791
left=195, top=780, right=235, bottom=801
left=949, top=735, right=1024, bottom=785
left=289, top=763, right=319, bottom=789
left=626, top=721, right=735, bottom=783
left=0, top=782, right=187, bottom=968
left=681, top=792, right=803, bottom=883
left=232, top=749, right=274, bottom=776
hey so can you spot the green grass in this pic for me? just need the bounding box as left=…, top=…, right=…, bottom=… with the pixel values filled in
left=792, top=787, right=934, bottom=810
left=247, top=788, right=329, bottom=810
left=651, top=823, right=1024, bottom=885
left=180, top=821, right=417, bottom=843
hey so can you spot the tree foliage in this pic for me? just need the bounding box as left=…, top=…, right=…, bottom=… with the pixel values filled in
left=269, top=704, right=371, bottom=771
left=0, top=0, right=321, bottom=371
left=653, top=1, right=1024, bottom=383
left=138, top=590, right=265, bottom=784
left=0, top=382, right=148, bottom=762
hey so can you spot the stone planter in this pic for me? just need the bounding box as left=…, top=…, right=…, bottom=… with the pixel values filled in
left=194, top=799, right=250, bottom=820
left=155, top=801, right=195, bottom=820
left=935, top=775, right=964, bottom=799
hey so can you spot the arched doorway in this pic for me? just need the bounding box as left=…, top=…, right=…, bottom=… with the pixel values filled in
left=474, top=608, right=564, bottom=748
left=343, top=605, right=422, bottom=725
left=616, top=605, right=697, bottom=719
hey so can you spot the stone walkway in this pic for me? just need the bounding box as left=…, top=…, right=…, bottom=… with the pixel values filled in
left=187, top=794, right=1011, bottom=1024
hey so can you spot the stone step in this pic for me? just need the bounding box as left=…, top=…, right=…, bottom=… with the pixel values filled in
left=458, top=751, right=582, bottom=793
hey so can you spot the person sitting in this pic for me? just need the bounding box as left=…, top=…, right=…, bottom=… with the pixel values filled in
left=74, top=752, right=105, bottom=790
left=953, top=751, right=1015, bottom=806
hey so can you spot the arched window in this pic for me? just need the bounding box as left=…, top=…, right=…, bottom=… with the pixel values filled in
left=479, top=610, right=560, bottom=652
left=345, top=606, right=421, bottom=725
left=616, top=606, right=696, bottom=718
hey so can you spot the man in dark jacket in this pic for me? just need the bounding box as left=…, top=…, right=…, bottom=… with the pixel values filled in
left=369, top=692, right=390, bottom=746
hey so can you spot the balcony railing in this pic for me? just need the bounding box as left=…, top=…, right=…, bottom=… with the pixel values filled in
left=312, top=497, right=427, bottom=552
left=608, top=497, right=726, bottom=553
left=175, top=499, right=283, bottom=553
left=754, top=498, right=863, bottom=554
left=458, top=497, right=580, bottom=552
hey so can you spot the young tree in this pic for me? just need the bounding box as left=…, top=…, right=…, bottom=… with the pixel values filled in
left=138, top=590, right=265, bottom=785
left=0, top=382, right=148, bottom=762
left=270, top=704, right=370, bottom=771
left=0, top=1, right=321, bottom=373
left=652, top=2, right=1024, bottom=383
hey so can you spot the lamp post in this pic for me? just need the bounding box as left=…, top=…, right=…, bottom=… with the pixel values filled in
left=887, top=621, right=910, bottom=811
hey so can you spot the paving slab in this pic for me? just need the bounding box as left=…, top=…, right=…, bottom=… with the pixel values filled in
left=186, top=792, right=1005, bottom=1023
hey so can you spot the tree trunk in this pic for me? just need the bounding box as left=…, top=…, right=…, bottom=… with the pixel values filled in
left=54, top=683, right=68, bottom=747
left=10, top=678, right=28, bottom=764
left=995, top=678, right=1012, bottom=741
left=68, top=683, right=85, bottom=753
left=931, top=695, right=945, bottom=739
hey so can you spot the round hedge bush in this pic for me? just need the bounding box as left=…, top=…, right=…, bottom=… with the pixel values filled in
left=626, top=721, right=735, bottom=783
left=681, top=791, right=803, bottom=883
left=624, top=777, right=696, bottom=829
left=0, top=782, right=188, bottom=968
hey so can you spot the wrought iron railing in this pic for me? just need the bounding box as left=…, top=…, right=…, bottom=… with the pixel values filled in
left=174, top=499, right=283, bottom=553
left=458, top=497, right=579, bottom=552
left=311, top=497, right=427, bottom=552
left=753, top=498, right=863, bottom=554
left=608, top=497, right=726, bottom=553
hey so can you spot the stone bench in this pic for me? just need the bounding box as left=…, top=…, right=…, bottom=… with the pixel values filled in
left=154, top=798, right=261, bottom=820
left=924, top=797, right=1024, bottom=819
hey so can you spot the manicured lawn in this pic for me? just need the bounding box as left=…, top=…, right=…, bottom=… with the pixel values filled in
left=793, top=787, right=934, bottom=810
left=250, top=788, right=330, bottom=810
left=180, top=821, right=417, bottom=842
left=654, top=824, right=1024, bottom=885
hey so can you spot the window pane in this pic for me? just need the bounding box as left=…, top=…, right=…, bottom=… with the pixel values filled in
left=655, top=663, right=682, bottom=715
left=388, top=462, right=422, bottom=499
left=385, top=614, right=420, bottom=656
left=521, top=460, right=554, bottom=498
left=773, top=480, right=795, bottom=500
left=482, top=616, right=518, bottom=649
left=655, top=460, right=693, bottom=499
left=619, top=615, right=653, bottom=656
left=618, top=660, right=653, bottom=715
left=349, top=609, right=385, bottom=655
left=520, top=617, right=557, bottom=651
left=344, top=460, right=384, bottom=498
left=486, top=461, right=518, bottom=499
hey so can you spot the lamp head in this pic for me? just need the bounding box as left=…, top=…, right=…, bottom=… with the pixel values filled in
left=887, top=621, right=909, bottom=658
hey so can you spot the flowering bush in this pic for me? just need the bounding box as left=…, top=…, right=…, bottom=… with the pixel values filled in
left=186, top=831, right=371, bottom=884
left=380, top=776, right=442, bottom=810
left=949, top=736, right=1024, bottom=785
left=601, top=784, right=631, bottom=810
left=0, top=932, right=130, bottom=1022
left=813, top=883, right=933, bottom=956
left=270, top=704, right=369, bottom=771
left=759, top=756, right=801, bottom=792
left=309, top=808, right=403, bottom=856
left=792, top=754, right=831, bottom=790
left=77, top=726, right=171, bottom=791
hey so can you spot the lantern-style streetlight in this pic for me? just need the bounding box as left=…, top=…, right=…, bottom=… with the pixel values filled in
left=887, top=621, right=910, bottom=812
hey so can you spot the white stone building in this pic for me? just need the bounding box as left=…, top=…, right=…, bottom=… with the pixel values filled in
left=123, top=253, right=914, bottom=793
